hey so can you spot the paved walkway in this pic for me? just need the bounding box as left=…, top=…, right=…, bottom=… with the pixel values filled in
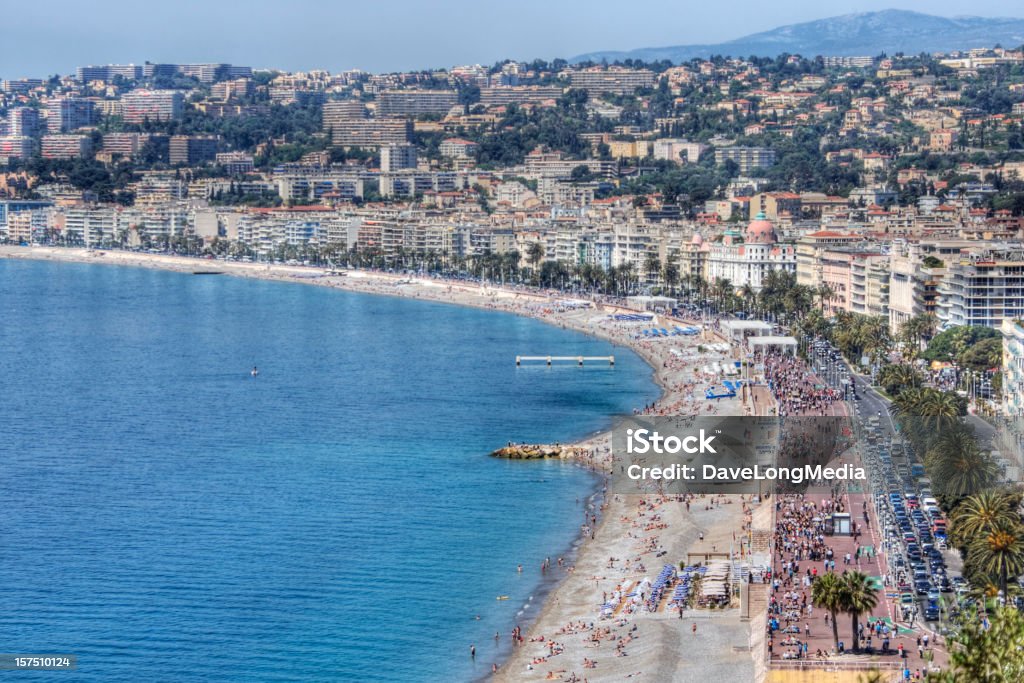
left=763, top=356, right=947, bottom=677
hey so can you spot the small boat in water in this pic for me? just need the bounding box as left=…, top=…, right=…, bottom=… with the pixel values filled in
left=496, top=596, right=509, bottom=601
left=192, top=270, right=224, bottom=275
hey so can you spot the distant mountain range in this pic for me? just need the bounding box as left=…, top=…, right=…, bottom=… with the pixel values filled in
left=572, top=10, right=1024, bottom=64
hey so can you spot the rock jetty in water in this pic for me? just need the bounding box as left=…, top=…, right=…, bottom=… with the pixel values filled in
left=490, top=444, right=586, bottom=460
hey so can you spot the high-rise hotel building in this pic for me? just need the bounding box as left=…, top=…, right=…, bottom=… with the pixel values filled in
left=41, top=134, right=93, bottom=159
left=121, top=90, right=184, bottom=124
left=8, top=107, right=42, bottom=138
left=46, top=97, right=95, bottom=133
left=376, top=90, right=459, bottom=117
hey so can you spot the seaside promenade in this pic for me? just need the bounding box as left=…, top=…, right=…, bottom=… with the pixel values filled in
left=761, top=353, right=948, bottom=683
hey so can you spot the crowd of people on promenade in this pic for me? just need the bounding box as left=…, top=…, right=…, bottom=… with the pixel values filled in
left=767, top=492, right=894, bottom=662
left=763, top=351, right=842, bottom=417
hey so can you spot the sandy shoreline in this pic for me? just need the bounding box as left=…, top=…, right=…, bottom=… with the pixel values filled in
left=1, top=246, right=768, bottom=682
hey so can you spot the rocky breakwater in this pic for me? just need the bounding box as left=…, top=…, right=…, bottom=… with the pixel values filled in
left=490, top=443, right=587, bottom=460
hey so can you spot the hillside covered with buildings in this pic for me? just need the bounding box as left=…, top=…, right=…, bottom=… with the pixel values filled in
left=3, top=48, right=1024, bottom=352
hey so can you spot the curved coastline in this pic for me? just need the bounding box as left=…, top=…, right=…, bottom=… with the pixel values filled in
left=0, top=246, right=675, bottom=675
left=2, top=247, right=766, bottom=682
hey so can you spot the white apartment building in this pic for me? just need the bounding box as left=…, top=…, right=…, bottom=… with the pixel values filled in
left=1002, top=318, right=1024, bottom=417
left=652, top=139, right=707, bottom=164
left=380, top=144, right=418, bottom=172
left=937, top=244, right=1024, bottom=329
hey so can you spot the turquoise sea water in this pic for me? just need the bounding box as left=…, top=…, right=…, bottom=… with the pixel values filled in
left=0, top=260, right=658, bottom=682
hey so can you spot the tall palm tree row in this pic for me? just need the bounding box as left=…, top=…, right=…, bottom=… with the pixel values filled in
left=710, top=277, right=735, bottom=312
left=643, top=251, right=662, bottom=288
left=815, top=283, right=836, bottom=313
left=827, top=313, right=891, bottom=364
left=890, top=388, right=992, bottom=502
left=945, top=488, right=1024, bottom=602
left=924, top=425, right=999, bottom=499
left=876, top=363, right=922, bottom=397
left=661, top=260, right=680, bottom=296
left=891, top=386, right=967, bottom=461
left=809, top=571, right=879, bottom=653
left=738, top=283, right=757, bottom=315
left=526, top=241, right=545, bottom=284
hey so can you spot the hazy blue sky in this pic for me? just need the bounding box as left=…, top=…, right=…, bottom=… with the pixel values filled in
left=4, top=1, right=1021, bottom=77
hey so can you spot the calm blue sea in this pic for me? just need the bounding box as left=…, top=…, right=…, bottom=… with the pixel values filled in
left=0, top=260, right=658, bottom=682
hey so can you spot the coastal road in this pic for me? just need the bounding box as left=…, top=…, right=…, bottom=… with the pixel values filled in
left=821, top=351, right=977, bottom=649
left=805, top=346, right=959, bottom=637
left=841, top=363, right=997, bottom=449
left=801, top=338, right=996, bottom=446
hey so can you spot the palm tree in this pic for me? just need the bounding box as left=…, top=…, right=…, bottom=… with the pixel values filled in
left=622, top=262, right=639, bottom=296
left=860, top=316, right=892, bottom=363
left=811, top=572, right=845, bottom=650
left=918, top=314, right=938, bottom=343
left=797, top=308, right=832, bottom=340
left=603, top=266, right=618, bottom=296
left=899, top=313, right=938, bottom=360
left=842, top=571, right=878, bottom=652
left=918, top=390, right=964, bottom=429
left=952, top=490, right=1022, bottom=551
left=782, top=284, right=814, bottom=320
left=826, top=313, right=892, bottom=363
left=689, top=274, right=708, bottom=306
left=815, top=283, right=836, bottom=313
left=877, top=363, right=921, bottom=397
left=502, top=250, right=521, bottom=283
left=739, top=283, right=756, bottom=314
left=643, top=251, right=662, bottom=288
left=893, top=387, right=963, bottom=440
left=968, top=520, right=1024, bottom=599
left=759, top=269, right=797, bottom=319
left=926, top=425, right=999, bottom=498
left=586, top=263, right=606, bottom=292
left=526, top=241, right=545, bottom=283
left=662, top=261, right=680, bottom=297
left=892, top=386, right=926, bottom=416
left=711, top=277, right=733, bottom=312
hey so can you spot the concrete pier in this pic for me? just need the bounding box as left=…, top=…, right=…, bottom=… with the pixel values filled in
left=515, top=355, right=615, bottom=366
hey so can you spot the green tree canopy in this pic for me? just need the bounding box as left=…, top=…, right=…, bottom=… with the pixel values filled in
left=922, top=326, right=1000, bottom=364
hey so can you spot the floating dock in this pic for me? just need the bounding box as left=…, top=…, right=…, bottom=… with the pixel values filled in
left=516, top=355, right=614, bottom=367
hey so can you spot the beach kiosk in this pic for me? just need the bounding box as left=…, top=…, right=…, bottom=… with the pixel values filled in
left=625, top=295, right=677, bottom=313
left=720, top=320, right=773, bottom=345
left=825, top=512, right=852, bottom=536
left=747, top=335, right=798, bottom=357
